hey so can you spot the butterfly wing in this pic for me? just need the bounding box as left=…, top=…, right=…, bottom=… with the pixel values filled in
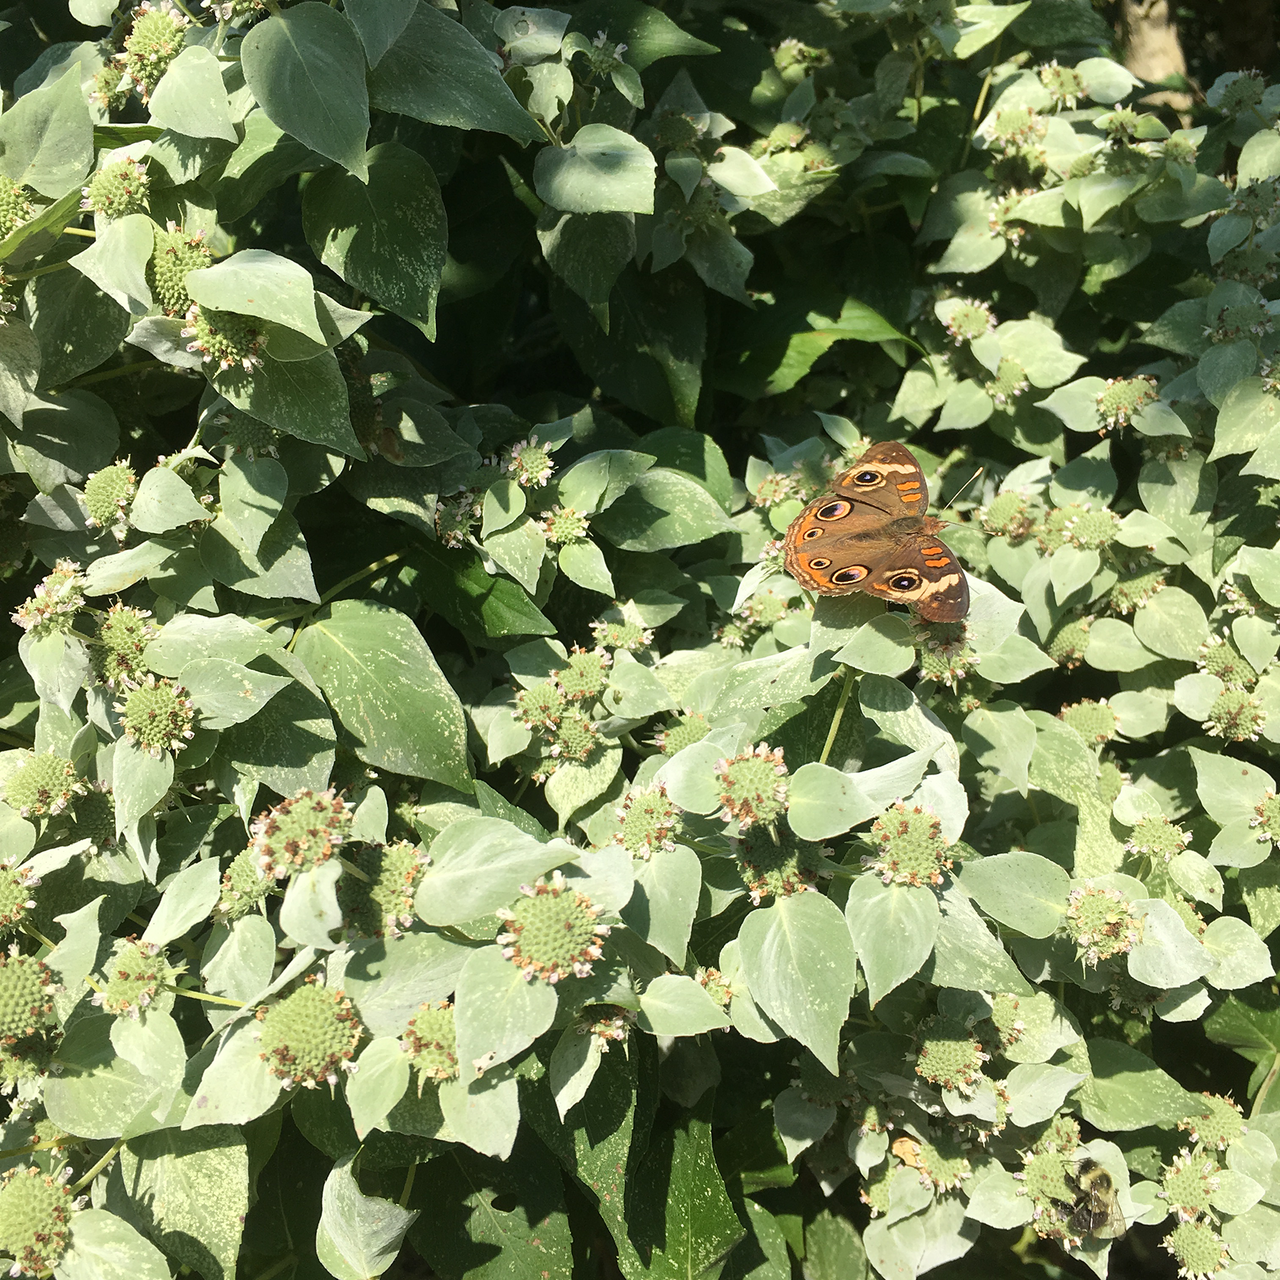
left=783, top=443, right=969, bottom=622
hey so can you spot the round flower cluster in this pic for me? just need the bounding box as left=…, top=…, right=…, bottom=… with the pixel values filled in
left=987, top=357, right=1030, bottom=408
left=84, top=463, right=136, bottom=542
left=1059, top=699, right=1118, bottom=744
left=557, top=646, right=612, bottom=702
left=209, top=405, right=280, bottom=460
left=0, top=952, right=57, bottom=1044
left=10, top=559, right=85, bottom=635
left=1204, top=302, right=1272, bottom=344
left=915, top=621, right=979, bottom=689
left=577, top=1004, right=635, bottom=1050
left=2, top=753, right=85, bottom=820
left=1038, top=60, right=1086, bottom=108
left=0, top=1165, right=82, bottom=1277
left=713, top=743, right=788, bottom=828
left=148, top=222, right=212, bottom=315
left=1096, top=376, right=1159, bottom=432
left=80, top=158, right=150, bottom=219
left=0, top=860, right=39, bottom=937
left=115, top=673, right=196, bottom=757
left=1202, top=688, right=1265, bottom=742
left=401, top=1000, right=458, bottom=1086
left=1159, top=1149, right=1219, bottom=1222
left=1108, top=562, right=1167, bottom=614
left=1125, top=814, right=1190, bottom=863
left=1065, top=884, right=1143, bottom=965
left=253, top=789, right=353, bottom=881
left=1063, top=507, right=1120, bottom=551
left=613, top=785, right=682, bottom=859
left=986, top=993, right=1026, bottom=1052
left=501, top=436, right=554, bottom=488
left=90, top=939, right=174, bottom=1020
left=751, top=470, right=799, bottom=509
left=912, top=1134, right=973, bottom=1192
left=1198, top=630, right=1260, bottom=689
left=987, top=191, right=1030, bottom=245
left=1014, top=1147, right=1079, bottom=1243
left=256, top=977, right=363, bottom=1089
left=1178, top=1093, right=1245, bottom=1151
left=183, top=304, right=264, bottom=375
left=538, top=506, right=589, bottom=544
left=732, top=825, right=832, bottom=905
left=0, top=180, right=33, bottom=240
left=942, top=298, right=996, bottom=345
left=1163, top=1219, right=1228, bottom=1278
left=214, top=846, right=273, bottom=923
left=435, top=492, right=481, bottom=549
left=117, top=1, right=188, bottom=101
left=1250, top=791, right=1280, bottom=844
left=495, top=871, right=610, bottom=983
left=339, top=840, right=428, bottom=939
left=697, top=967, right=731, bottom=1010
left=591, top=615, right=654, bottom=652
left=652, top=712, right=710, bottom=755
left=981, top=491, right=1034, bottom=542
left=914, top=1017, right=989, bottom=1095
left=1213, top=69, right=1266, bottom=117
left=865, top=804, right=953, bottom=887
left=1047, top=616, right=1091, bottom=668
left=90, top=603, right=158, bottom=689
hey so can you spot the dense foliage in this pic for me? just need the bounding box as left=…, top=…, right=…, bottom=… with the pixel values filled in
left=1, top=2, right=1280, bottom=1279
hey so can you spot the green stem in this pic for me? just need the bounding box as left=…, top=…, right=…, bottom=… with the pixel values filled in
left=319, top=552, right=405, bottom=607
left=620, top=732, right=657, bottom=757
left=71, top=1138, right=124, bottom=1194
left=399, top=1160, right=418, bottom=1208
left=74, top=360, right=163, bottom=387
left=162, top=983, right=246, bottom=1008
left=62, top=227, right=96, bottom=239
left=6, top=259, right=72, bottom=283
left=959, top=34, right=1002, bottom=169
left=21, top=922, right=58, bottom=952
left=1252, top=1055, right=1280, bottom=1118
left=338, top=857, right=371, bottom=883
left=0, top=730, right=33, bottom=749
left=819, top=667, right=853, bottom=766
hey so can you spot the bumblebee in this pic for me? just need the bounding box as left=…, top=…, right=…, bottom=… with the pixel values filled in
left=1067, top=1157, right=1127, bottom=1241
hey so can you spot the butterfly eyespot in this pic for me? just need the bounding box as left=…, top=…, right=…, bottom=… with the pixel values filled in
left=831, top=565, right=868, bottom=585
left=816, top=500, right=851, bottom=520
left=802, top=527, right=823, bottom=540
left=808, top=557, right=832, bottom=570
left=890, top=573, right=920, bottom=591
left=853, top=471, right=880, bottom=486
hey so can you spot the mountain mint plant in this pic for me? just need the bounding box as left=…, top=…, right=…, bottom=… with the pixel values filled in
left=4, top=3, right=1280, bottom=1278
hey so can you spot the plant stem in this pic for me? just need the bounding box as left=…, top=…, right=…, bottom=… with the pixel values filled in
left=75, top=360, right=164, bottom=387
left=399, top=1160, right=419, bottom=1207
left=1252, top=1055, right=1280, bottom=1117
left=820, top=667, right=853, bottom=766
left=63, top=227, right=96, bottom=239
left=252, top=1256, right=297, bottom=1280
left=338, top=857, right=371, bottom=883
left=71, top=1138, right=124, bottom=1193
left=960, top=35, right=1002, bottom=169
left=21, top=922, right=58, bottom=952
left=162, top=983, right=246, bottom=1008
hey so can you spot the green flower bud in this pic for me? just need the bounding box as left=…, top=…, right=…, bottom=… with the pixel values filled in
left=1178, top=1093, right=1245, bottom=1151
left=0, top=1165, right=79, bottom=1277
left=401, top=1000, right=458, bottom=1087
left=495, top=870, right=610, bottom=983
left=114, top=673, right=196, bottom=757
left=92, top=939, right=177, bottom=1019
left=181, top=304, right=264, bottom=374
left=80, top=158, right=150, bottom=219
left=252, top=789, right=353, bottom=881
left=148, top=222, right=213, bottom=316
left=256, top=977, right=363, bottom=1089
left=866, top=804, right=953, bottom=887
left=714, top=743, right=788, bottom=828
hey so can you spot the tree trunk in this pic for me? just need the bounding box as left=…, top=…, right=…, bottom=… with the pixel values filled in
left=1118, top=0, right=1194, bottom=116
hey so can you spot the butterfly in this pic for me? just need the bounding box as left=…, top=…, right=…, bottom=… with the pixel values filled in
left=782, top=442, right=970, bottom=623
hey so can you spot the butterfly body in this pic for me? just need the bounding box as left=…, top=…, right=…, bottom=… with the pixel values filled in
left=783, top=442, right=970, bottom=622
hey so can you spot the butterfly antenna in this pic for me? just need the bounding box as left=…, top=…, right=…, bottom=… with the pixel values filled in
left=938, top=466, right=984, bottom=517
